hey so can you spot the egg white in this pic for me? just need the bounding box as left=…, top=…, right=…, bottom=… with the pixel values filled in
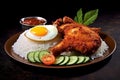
left=25, top=25, right=58, bottom=41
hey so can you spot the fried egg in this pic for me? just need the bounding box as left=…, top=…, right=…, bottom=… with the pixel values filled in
left=25, top=25, right=58, bottom=41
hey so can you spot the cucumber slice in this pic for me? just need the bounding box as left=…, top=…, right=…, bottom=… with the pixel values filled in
left=76, top=56, right=85, bottom=64
left=59, top=56, right=69, bottom=65
left=34, top=51, right=41, bottom=63
left=66, top=56, right=78, bottom=65
left=27, top=51, right=36, bottom=63
left=54, top=56, right=65, bottom=65
left=39, top=50, right=50, bottom=61
left=83, top=56, right=90, bottom=63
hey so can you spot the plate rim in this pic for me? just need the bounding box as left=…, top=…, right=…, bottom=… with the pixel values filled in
left=4, top=32, right=116, bottom=69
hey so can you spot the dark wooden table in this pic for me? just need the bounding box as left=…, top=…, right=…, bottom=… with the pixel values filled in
left=0, top=12, right=120, bottom=80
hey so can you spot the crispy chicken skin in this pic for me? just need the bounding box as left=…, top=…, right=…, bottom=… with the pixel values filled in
left=50, top=16, right=101, bottom=56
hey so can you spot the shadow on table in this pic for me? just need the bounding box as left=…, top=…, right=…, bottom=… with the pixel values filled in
left=10, top=55, right=112, bottom=77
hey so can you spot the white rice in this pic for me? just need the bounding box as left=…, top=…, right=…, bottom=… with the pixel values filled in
left=91, top=39, right=109, bottom=59
left=12, top=30, right=109, bottom=60
left=12, top=30, right=61, bottom=59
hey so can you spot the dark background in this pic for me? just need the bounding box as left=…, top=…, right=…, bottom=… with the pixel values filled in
left=1, top=0, right=119, bottom=31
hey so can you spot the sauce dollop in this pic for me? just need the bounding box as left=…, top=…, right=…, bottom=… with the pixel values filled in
left=21, top=17, right=46, bottom=26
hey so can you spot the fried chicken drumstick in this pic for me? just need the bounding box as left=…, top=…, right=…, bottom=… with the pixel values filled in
left=50, top=16, right=101, bottom=56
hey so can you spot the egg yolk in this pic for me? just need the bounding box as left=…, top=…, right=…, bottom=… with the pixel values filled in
left=30, top=26, right=48, bottom=36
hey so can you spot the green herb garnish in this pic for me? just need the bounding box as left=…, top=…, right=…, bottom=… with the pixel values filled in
left=74, top=8, right=99, bottom=25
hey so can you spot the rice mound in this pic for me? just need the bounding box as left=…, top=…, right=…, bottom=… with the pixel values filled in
left=12, top=30, right=61, bottom=59
left=91, top=39, right=109, bottom=59
left=12, top=30, right=109, bottom=60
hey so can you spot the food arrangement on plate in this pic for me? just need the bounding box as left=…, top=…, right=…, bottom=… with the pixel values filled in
left=11, top=9, right=110, bottom=66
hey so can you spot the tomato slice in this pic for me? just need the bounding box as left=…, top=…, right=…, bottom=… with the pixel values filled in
left=41, top=54, right=55, bottom=65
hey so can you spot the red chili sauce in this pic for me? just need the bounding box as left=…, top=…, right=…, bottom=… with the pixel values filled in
left=22, top=17, right=46, bottom=26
